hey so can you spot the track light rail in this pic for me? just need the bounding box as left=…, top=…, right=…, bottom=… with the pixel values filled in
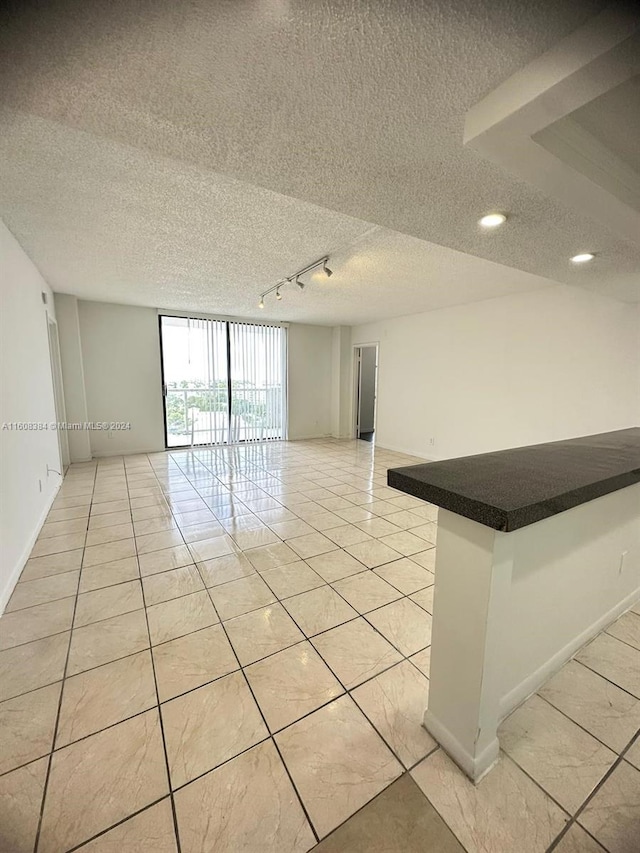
left=258, top=255, right=333, bottom=308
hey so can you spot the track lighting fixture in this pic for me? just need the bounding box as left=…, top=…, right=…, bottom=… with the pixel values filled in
left=257, top=254, right=333, bottom=309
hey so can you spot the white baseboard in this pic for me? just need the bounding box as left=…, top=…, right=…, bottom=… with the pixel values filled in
left=287, top=434, right=333, bottom=441
left=90, top=445, right=164, bottom=458
left=498, top=586, right=640, bottom=720
left=423, top=709, right=500, bottom=783
left=0, top=480, right=62, bottom=615
left=374, top=440, right=436, bottom=462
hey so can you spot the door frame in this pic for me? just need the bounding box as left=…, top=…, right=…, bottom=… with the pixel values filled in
left=47, top=317, right=70, bottom=470
left=352, top=342, right=379, bottom=440
left=159, top=314, right=288, bottom=449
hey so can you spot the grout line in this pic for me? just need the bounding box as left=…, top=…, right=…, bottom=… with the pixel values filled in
left=599, top=628, right=640, bottom=654
left=301, top=760, right=442, bottom=849
left=0, top=677, right=67, bottom=717
left=3, top=585, right=79, bottom=615
left=32, top=464, right=96, bottom=853
left=533, top=691, right=636, bottom=757
left=0, top=693, right=158, bottom=777
left=570, top=732, right=640, bottom=825
left=544, top=733, right=640, bottom=853
left=564, top=656, right=640, bottom=703
left=126, top=458, right=183, bottom=853
left=269, top=737, right=321, bottom=844
left=545, top=818, right=603, bottom=853
left=64, top=796, right=170, bottom=852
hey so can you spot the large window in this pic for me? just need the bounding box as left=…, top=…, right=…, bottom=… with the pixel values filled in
left=160, top=315, right=287, bottom=447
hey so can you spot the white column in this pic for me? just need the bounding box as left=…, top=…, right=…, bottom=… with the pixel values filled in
left=424, top=508, right=513, bottom=782
left=330, top=326, right=353, bottom=438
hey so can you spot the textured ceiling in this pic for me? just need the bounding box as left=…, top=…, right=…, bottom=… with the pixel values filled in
left=0, top=110, right=556, bottom=325
left=1, top=0, right=638, bottom=321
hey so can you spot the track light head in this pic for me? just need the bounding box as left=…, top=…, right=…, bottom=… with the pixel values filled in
left=258, top=297, right=264, bottom=309
left=276, top=288, right=282, bottom=300
left=323, top=259, right=333, bottom=277
left=296, top=276, right=305, bottom=290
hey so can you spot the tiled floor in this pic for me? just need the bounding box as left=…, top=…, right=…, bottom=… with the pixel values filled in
left=0, top=438, right=638, bottom=852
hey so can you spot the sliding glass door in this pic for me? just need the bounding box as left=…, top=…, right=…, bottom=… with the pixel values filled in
left=160, top=315, right=286, bottom=447
left=229, top=322, right=286, bottom=443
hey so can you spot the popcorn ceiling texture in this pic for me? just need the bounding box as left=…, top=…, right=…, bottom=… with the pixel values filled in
left=0, top=0, right=637, bottom=323
left=0, top=110, right=561, bottom=324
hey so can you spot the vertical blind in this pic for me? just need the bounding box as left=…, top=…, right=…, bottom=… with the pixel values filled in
left=229, top=321, right=287, bottom=443
left=160, top=315, right=286, bottom=447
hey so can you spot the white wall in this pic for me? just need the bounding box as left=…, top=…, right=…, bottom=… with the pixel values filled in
left=0, top=222, right=62, bottom=611
left=288, top=323, right=333, bottom=439
left=502, top=483, right=640, bottom=714
left=353, top=285, right=640, bottom=459
left=78, top=301, right=166, bottom=456
left=58, top=302, right=334, bottom=453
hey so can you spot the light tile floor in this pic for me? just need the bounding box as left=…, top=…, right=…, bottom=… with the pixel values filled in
left=0, top=438, right=638, bottom=852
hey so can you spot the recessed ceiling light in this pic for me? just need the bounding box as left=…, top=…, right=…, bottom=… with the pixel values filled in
left=570, top=253, right=595, bottom=264
left=479, top=212, right=507, bottom=229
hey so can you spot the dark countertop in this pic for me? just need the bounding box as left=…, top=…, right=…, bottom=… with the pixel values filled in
left=387, top=428, right=640, bottom=532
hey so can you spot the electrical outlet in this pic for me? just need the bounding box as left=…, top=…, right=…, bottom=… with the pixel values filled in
left=428, top=437, right=435, bottom=446
left=38, top=479, right=42, bottom=493
left=619, top=551, right=628, bottom=574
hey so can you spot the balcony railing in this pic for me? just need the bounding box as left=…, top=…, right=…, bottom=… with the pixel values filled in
left=165, top=386, right=284, bottom=447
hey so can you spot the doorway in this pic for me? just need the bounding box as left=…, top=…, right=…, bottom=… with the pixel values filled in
left=354, top=344, right=378, bottom=443
left=47, top=318, right=70, bottom=470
